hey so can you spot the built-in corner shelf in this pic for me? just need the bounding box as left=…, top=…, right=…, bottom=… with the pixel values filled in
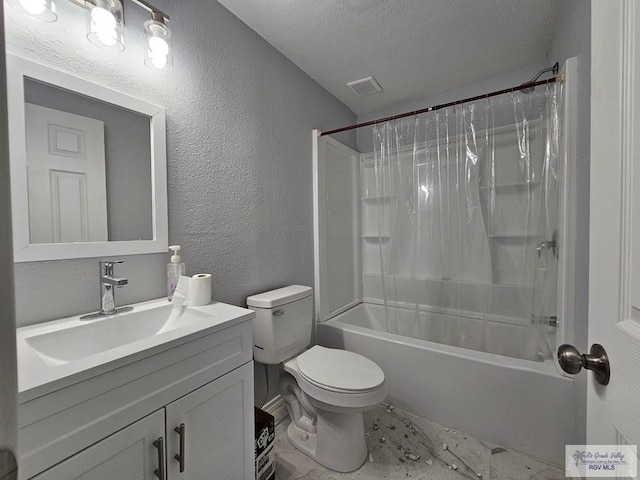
left=480, top=182, right=540, bottom=190
left=489, top=233, right=536, bottom=239
left=361, top=160, right=377, bottom=168
left=361, top=195, right=396, bottom=202
left=362, top=235, right=391, bottom=241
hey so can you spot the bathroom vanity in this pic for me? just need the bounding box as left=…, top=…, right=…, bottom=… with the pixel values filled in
left=7, top=53, right=256, bottom=480
left=16, top=299, right=255, bottom=480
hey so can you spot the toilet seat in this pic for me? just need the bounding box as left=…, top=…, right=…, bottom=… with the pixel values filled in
left=283, top=346, right=387, bottom=411
left=296, top=345, right=385, bottom=393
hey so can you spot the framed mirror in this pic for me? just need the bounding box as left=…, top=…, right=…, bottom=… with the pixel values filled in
left=6, top=54, right=168, bottom=262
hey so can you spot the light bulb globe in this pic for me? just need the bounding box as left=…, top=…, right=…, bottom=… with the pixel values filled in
left=91, top=7, right=116, bottom=30
left=87, top=1, right=124, bottom=52
left=144, top=18, right=173, bottom=71
left=151, top=55, right=168, bottom=69
left=149, top=37, right=169, bottom=57
left=9, top=0, right=57, bottom=21
left=19, top=0, right=46, bottom=14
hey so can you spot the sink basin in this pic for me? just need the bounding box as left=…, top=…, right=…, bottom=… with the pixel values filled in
left=16, top=298, right=255, bottom=398
left=25, top=304, right=213, bottom=367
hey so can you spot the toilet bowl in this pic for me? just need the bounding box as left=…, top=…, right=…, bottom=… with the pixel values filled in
left=247, top=286, right=387, bottom=472
left=280, top=346, right=386, bottom=472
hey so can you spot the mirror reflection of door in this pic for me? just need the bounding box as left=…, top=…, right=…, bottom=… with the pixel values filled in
left=25, top=103, right=108, bottom=244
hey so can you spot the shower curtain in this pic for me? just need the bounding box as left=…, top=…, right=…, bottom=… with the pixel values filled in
left=369, top=83, right=563, bottom=360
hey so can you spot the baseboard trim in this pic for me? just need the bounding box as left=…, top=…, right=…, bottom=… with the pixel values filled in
left=262, top=395, right=288, bottom=425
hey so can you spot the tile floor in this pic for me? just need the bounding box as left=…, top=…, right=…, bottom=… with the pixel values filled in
left=274, top=403, right=564, bottom=480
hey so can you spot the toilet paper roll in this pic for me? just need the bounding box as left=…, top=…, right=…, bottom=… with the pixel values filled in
left=188, top=274, right=211, bottom=306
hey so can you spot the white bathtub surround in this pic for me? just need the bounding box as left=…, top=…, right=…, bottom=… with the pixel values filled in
left=315, top=80, right=568, bottom=360
left=360, top=84, right=565, bottom=360
left=274, top=403, right=564, bottom=480
left=318, top=304, right=576, bottom=466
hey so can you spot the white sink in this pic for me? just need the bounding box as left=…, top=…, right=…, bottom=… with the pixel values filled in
left=17, top=298, right=255, bottom=399
left=25, top=304, right=212, bottom=367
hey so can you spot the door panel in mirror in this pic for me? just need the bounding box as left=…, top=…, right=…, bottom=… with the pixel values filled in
left=26, top=103, right=108, bottom=244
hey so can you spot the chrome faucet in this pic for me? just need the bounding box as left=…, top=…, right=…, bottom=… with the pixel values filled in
left=98, top=260, right=129, bottom=315
left=99, top=260, right=128, bottom=315
left=530, top=315, right=559, bottom=327
left=80, top=260, right=131, bottom=320
left=536, top=230, right=558, bottom=259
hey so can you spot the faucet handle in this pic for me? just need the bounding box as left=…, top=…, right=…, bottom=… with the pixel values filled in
left=100, top=260, right=124, bottom=266
left=100, top=260, right=124, bottom=275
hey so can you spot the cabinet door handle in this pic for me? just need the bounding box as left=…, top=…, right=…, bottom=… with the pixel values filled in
left=153, top=437, right=165, bottom=480
left=174, top=423, right=185, bottom=472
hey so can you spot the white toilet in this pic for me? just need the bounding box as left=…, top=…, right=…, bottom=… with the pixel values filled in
left=247, top=285, right=387, bottom=472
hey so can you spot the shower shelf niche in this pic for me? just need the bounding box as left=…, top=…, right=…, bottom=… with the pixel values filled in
left=480, top=182, right=540, bottom=190
left=360, top=159, right=379, bottom=168
left=361, top=195, right=397, bottom=201
left=489, top=233, right=538, bottom=238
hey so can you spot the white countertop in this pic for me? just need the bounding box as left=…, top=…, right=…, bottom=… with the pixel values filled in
left=17, top=298, right=255, bottom=402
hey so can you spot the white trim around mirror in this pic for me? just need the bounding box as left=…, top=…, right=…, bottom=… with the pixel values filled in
left=6, top=54, right=168, bottom=262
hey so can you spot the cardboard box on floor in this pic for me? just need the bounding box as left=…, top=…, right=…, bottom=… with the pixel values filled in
left=255, top=407, right=275, bottom=480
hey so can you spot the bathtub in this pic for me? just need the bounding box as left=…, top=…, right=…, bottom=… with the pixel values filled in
left=317, top=302, right=579, bottom=466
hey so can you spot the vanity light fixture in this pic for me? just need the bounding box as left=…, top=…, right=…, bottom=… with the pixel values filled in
left=8, top=0, right=172, bottom=70
left=6, top=0, right=57, bottom=22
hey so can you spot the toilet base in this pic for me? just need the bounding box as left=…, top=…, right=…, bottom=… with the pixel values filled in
left=286, top=421, right=317, bottom=460
left=286, top=409, right=368, bottom=472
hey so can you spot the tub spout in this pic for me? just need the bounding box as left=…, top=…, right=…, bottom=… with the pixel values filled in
left=530, top=315, right=558, bottom=327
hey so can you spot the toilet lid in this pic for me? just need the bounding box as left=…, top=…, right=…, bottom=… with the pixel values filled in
left=296, top=345, right=385, bottom=392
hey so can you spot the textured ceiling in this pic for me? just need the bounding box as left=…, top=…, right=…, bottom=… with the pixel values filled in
left=216, top=0, right=564, bottom=114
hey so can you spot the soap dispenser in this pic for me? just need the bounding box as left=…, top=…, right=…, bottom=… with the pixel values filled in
left=167, top=245, right=186, bottom=300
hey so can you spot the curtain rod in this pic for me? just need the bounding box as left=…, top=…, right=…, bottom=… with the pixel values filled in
left=320, top=76, right=560, bottom=137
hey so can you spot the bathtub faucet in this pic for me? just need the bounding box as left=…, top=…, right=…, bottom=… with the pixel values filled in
left=536, top=230, right=558, bottom=258
left=530, top=315, right=558, bottom=327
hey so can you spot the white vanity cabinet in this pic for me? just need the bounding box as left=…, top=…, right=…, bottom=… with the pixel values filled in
left=17, top=304, right=256, bottom=480
left=165, top=363, right=253, bottom=479
left=30, top=363, right=254, bottom=480
left=30, top=410, right=165, bottom=480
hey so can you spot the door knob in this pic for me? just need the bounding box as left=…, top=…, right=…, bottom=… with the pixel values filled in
left=557, top=343, right=610, bottom=385
left=0, top=449, right=17, bottom=480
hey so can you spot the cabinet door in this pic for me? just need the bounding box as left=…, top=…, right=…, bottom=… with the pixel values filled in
left=165, top=362, right=254, bottom=480
left=31, top=410, right=165, bottom=480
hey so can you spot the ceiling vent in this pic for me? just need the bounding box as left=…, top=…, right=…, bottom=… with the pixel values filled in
left=346, top=76, right=383, bottom=97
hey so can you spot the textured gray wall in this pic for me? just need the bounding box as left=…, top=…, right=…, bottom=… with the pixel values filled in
left=548, top=0, right=591, bottom=445
left=6, top=0, right=355, bottom=329
left=0, top=2, right=18, bottom=462
left=24, top=79, right=153, bottom=242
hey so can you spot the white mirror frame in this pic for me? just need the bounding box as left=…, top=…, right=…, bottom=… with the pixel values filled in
left=7, top=54, right=168, bottom=262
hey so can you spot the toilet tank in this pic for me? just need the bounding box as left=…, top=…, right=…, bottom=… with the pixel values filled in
left=247, top=285, right=313, bottom=365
